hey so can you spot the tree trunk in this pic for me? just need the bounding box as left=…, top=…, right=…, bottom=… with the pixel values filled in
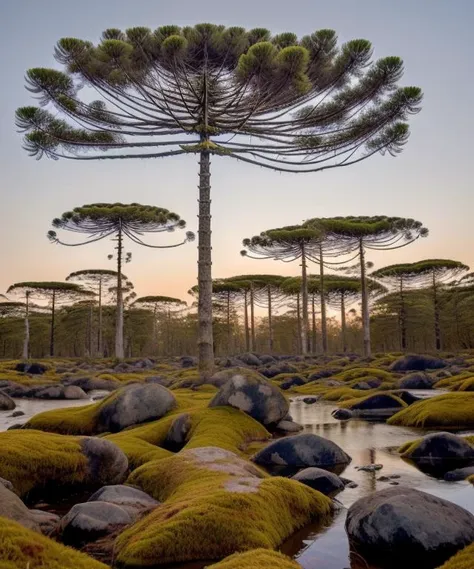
left=244, top=290, right=250, bottom=351
left=300, top=243, right=309, bottom=355
left=311, top=294, right=317, bottom=353
left=341, top=293, right=347, bottom=352
left=98, top=277, right=103, bottom=356
left=87, top=302, right=93, bottom=357
left=296, top=293, right=302, bottom=354
left=50, top=290, right=56, bottom=357
left=433, top=271, right=441, bottom=350
left=115, top=224, right=125, bottom=360
left=250, top=282, right=256, bottom=351
left=22, top=291, right=30, bottom=360
left=399, top=276, right=407, bottom=351
left=267, top=286, right=273, bottom=353
left=226, top=291, right=232, bottom=354
left=319, top=244, right=328, bottom=353
left=197, top=143, right=214, bottom=377
left=359, top=238, right=371, bottom=357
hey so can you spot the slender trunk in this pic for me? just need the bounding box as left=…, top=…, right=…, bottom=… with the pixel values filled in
left=98, top=278, right=103, bottom=356
left=88, top=302, right=93, bottom=356
left=300, top=243, right=309, bottom=355
left=341, top=293, right=347, bottom=352
left=227, top=290, right=231, bottom=354
left=152, top=305, right=158, bottom=355
left=267, top=286, right=273, bottom=353
left=22, top=291, right=30, bottom=360
left=359, top=238, right=371, bottom=357
left=115, top=224, right=124, bottom=359
left=50, top=290, right=56, bottom=357
left=399, top=276, right=407, bottom=351
left=433, top=271, right=441, bottom=350
left=454, top=296, right=461, bottom=350
left=244, top=290, right=250, bottom=351
left=311, top=294, right=317, bottom=353
left=296, top=293, right=302, bottom=354
left=250, top=282, right=256, bottom=351
left=319, top=244, right=328, bottom=353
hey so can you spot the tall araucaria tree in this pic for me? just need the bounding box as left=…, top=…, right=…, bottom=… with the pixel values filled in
left=305, top=216, right=428, bottom=357
left=66, top=268, right=126, bottom=356
left=47, top=203, right=193, bottom=359
left=16, top=24, right=423, bottom=375
left=6, top=281, right=92, bottom=357
left=373, top=259, right=468, bottom=351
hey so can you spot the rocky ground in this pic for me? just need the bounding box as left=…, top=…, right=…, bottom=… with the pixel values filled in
left=1, top=351, right=474, bottom=568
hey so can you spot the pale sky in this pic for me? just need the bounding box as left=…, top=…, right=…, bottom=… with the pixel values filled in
left=1, top=0, right=473, bottom=310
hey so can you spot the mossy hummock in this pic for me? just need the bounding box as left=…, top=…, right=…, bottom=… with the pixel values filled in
left=0, top=516, right=109, bottom=569
left=207, top=549, right=302, bottom=568
left=115, top=447, right=332, bottom=566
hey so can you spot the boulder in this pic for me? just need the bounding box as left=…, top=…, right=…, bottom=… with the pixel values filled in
left=292, top=467, right=345, bottom=496
left=345, top=486, right=474, bottom=566
left=180, top=356, right=197, bottom=368
left=145, top=376, right=173, bottom=387
left=280, top=376, right=306, bottom=390
left=87, top=484, right=159, bottom=516
left=0, top=390, right=15, bottom=411
left=10, top=410, right=25, bottom=418
left=444, top=466, right=474, bottom=481
left=80, top=438, right=128, bottom=486
left=332, top=408, right=353, bottom=420
left=209, top=374, right=289, bottom=426
left=114, top=362, right=133, bottom=373
left=275, top=420, right=303, bottom=433
left=399, top=372, right=436, bottom=390
left=395, top=390, right=422, bottom=405
left=208, top=368, right=259, bottom=388
left=350, top=394, right=405, bottom=411
left=391, top=354, right=447, bottom=372
left=259, top=355, right=277, bottom=365
left=260, top=363, right=299, bottom=378
left=307, top=369, right=339, bottom=382
left=303, top=397, right=318, bottom=405
left=401, top=432, right=474, bottom=471
left=15, top=362, right=47, bottom=374
left=24, top=385, right=88, bottom=400
left=60, top=501, right=132, bottom=546
left=252, top=433, right=351, bottom=471
left=0, top=477, right=15, bottom=492
left=62, top=376, right=120, bottom=392
left=352, top=381, right=372, bottom=390
left=133, top=358, right=154, bottom=369
left=238, top=353, right=262, bottom=366
left=164, top=413, right=192, bottom=451
left=97, top=383, right=177, bottom=432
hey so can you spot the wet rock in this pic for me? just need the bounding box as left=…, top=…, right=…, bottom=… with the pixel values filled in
left=292, top=467, right=345, bottom=496
left=81, top=438, right=128, bottom=486
left=97, top=383, right=177, bottom=432
left=180, top=356, right=197, bottom=368
left=164, top=413, right=192, bottom=451
left=346, top=486, right=474, bottom=566
left=401, top=432, right=474, bottom=471
left=391, top=354, right=447, bottom=372
left=389, top=474, right=401, bottom=479
left=275, top=420, right=303, bottom=433
left=399, top=372, right=436, bottom=390
left=29, top=509, right=60, bottom=535
left=444, top=466, right=474, bottom=481
left=238, top=353, right=262, bottom=366
left=23, top=385, right=89, bottom=400
left=62, top=376, right=120, bottom=392
left=377, top=476, right=390, bottom=482
left=332, top=408, right=353, bottom=420
left=60, top=501, right=132, bottom=546
left=280, top=376, right=306, bottom=390
left=0, top=390, right=15, bottom=411
left=10, top=410, right=25, bottom=417
left=209, top=374, right=289, bottom=426
left=0, top=482, right=58, bottom=532
left=303, top=397, right=318, bottom=405
left=15, top=362, right=47, bottom=375
left=358, top=464, right=383, bottom=472
left=389, top=481, right=399, bottom=485
left=252, top=433, right=351, bottom=470
left=395, top=391, right=422, bottom=405
left=350, top=394, right=405, bottom=411
left=88, top=484, right=159, bottom=516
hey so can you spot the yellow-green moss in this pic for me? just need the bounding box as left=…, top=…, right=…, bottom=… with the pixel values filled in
left=339, top=392, right=407, bottom=410
left=333, top=367, right=395, bottom=382
left=115, top=449, right=332, bottom=566
left=436, top=542, right=474, bottom=569
left=434, top=373, right=474, bottom=391
left=0, top=516, right=109, bottom=569
left=207, top=549, right=302, bottom=568
left=0, top=430, right=88, bottom=497
left=388, top=392, right=474, bottom=428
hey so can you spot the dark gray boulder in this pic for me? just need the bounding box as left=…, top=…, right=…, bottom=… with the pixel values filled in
left=25, top=385, right=88, bottom=400
left=0, top=390, right=15, bottom=411
left=87, top=484, right=159, bottom=515
left=332, top=408, right=353, bottom=420
left=401, top=432, right=474, bottom=470
left=391, top=354, right=447, bottom=372
left=97, top=383, right=177, bottom=432
left=252, top=433, right=351, bottom=470
left=292, top=467, right=345, bottom=496
left=352, top=381, right=372, bottom=390
left=208, top=368, right=258, bottom=388
left=275, top=419, right=303, bottom=433
left=259, top=355, right=277, bottom=365
left=180, top=356, right=197, bottom=368
left=15, top=362, right=47, bottom=374
left=303, top=397, right=318, bottom=404
left=60, top=502, right=132, bottom=545
left=260, top=363, right=299, bottom=378
left=399, top=372, right=436, bottom=390
left=81, top=438, right=128, bottom=486
left=209, top=374, right=289, bottom=426
left=444, top=466, right=474, bottom=481
left=280, top=376, right=306, bottom=390
left=238, top=353, right=262, bottom=366
left=62, top=376, right=120, bottom=392
left=164, top=413, right=192, bottom=451
left=350, top=394, right=405, bottom=410
left=346, top=486, right=474, bottom=567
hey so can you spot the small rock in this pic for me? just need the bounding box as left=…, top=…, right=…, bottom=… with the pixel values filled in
left=377, top=476, right=390, bottom=482
left=88, top=484, right=159, bottom=516
left=444, top=466, right=474, bottom=482
left=275, top=420, right=303, bottom=433
left=9, top=411, right=24, bottom=418
left=303, top=397, right=318, bottom=405
left=81, top=438, right=128, bottom=486
left=346, top=482, right=359, bottom=489
left=164, top=413, right=192, bottom=451
left=238, top=353, right=262, bottom=366
left=292, top=467, right=345, bottom=496
left=389, top=474, right=401, bottom=479
left=332, top=408, right=353, bottom=420
left=358, top=464, right=383, bottom=472
left=0, top=390, right=15, bottom=411
left=389, top=481, right=399, bottom=485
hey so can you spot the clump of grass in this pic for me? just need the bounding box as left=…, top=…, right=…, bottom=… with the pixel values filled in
left=115, top=448, right=332, bottom=566
left=207, top=549, right=302, bottom=568
left=436, top=542, right=474, bottom=569
left=0, top=516, right=109, bottom=569
left=388, top=392, right=474, bottom=428
left=0, top=430, right=88, bottom=497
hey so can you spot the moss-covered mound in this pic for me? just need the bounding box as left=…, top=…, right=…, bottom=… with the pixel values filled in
left=0, top=516, right=109, bottom=569
left=114, top=447, right=332, bottom=566
left=207, top=549, right=302, bottom=568
left=339, top=392, right=407, bottom=410
left=388, top=393, right=474, bottom=428
left=437, top=542, right=474, bottom=569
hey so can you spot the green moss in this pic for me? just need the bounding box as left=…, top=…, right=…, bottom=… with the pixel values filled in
left=434, top=373, right=474, bottom=390
left=0, top=516, right=109, bottom=569
left=333, top=367, right=395, bottom=382
left=207, top=549, right=302, bottom=568
left=388, top=392, right=474, bottom=428
left=115, top=449, right=332, bottom=566
left=0, top=430, right=88, bottom=497
left=338, top=392, right=407, bottom=410
left=270, top=373, right=306, bottom=383
left=436, top=542, right=474, bottom=569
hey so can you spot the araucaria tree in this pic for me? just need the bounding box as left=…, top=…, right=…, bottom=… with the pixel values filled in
left=17, top=24, right=422, bottom=375
left=305, top=216, right=428, bottom=357
left=6, top=281, right=91, bottom=357
left=47, top=203, right=193, bottom=359
left=66, top=269, right=126, bottom=356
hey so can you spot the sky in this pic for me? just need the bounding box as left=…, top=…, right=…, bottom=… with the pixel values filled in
left=1, top=0, right=473, bottom=312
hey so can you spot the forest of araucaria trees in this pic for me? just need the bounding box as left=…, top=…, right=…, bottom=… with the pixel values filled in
left=6, top=24, right=472, bottom=365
